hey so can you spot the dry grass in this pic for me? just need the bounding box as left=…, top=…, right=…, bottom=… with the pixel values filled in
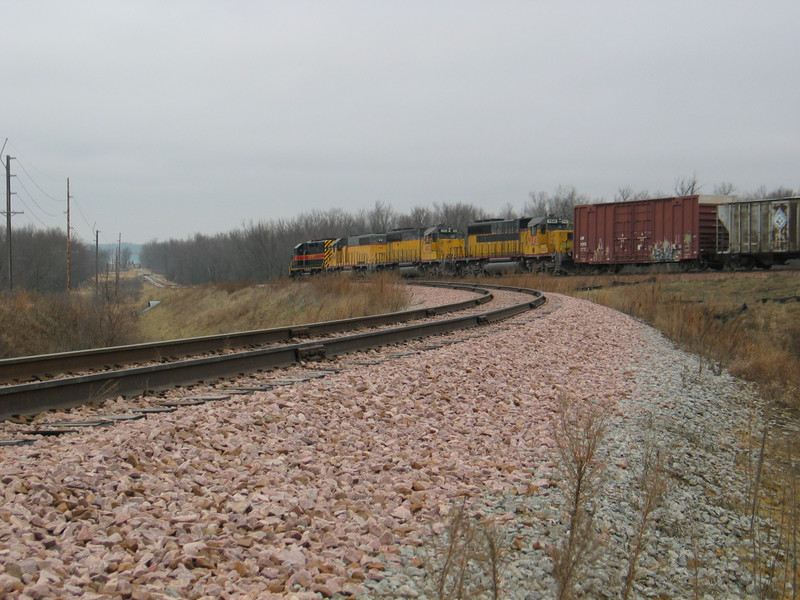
left=0, top=276, right=139, bottom=358
left=550, top=394, right=608, bottom=600
left=135, top=271, right=411, bottom=341
left=424, top=504, right=506, bottom=600
left=741, top=398, right=800, bottom=599
left=622, top=439, right=671, bottom=600
left=0, top=271, right=411, bottom=357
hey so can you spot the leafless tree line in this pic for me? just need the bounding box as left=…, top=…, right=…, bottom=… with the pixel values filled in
left=620, top=175, right=797, bottom=203
left=139, top=201, right=498, bottom=285
left=4, top=180, right=796, bottom=290
left=141, top=181, right=796, bottom=286
left=139, top=192, right=595, bottom=285
left=0, top=226, right=103, bottom=293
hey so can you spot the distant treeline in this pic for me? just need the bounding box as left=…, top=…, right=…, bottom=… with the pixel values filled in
left=139, top=190, right=594, bottom=285
left=141, top=183, right=796, bottom=286
left=2, top=183, right=796, bottom=291
left=0, top=226, right=108, bottom=293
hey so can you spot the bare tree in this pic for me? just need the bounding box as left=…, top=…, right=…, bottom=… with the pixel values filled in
left=616, top=186, right=634, bottom=202
left=764, top=186, right=797, bottom=199
left=498, top=202, right=517, bottom=219
left=614, top=186, right=653, bottom=202
left=433, top=202, right=487, bottom=231
left=740, top=185, right=768, bottom=202
left=526, top=186, right=588, bottom=219
left=525, top=191, right=550, bottom=216
left=551, top=185, right=589, bottom=218
left=674, top=173, right=701, bottom=196
left=395, top=205, right=433, bottom=228
left=120, top=246, right=132, bottom=268
left=738, top=185, right=798, bottom=202
left=368, top=200, right=395, bottom=232
left=713, top=181, right=737, bottom=196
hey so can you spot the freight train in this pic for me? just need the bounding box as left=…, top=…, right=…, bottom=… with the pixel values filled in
left=573, top=195, right=800, bottom=271
left=289, top=195, right=800, bottom=276
left=289, top=218, right=572, bottom=277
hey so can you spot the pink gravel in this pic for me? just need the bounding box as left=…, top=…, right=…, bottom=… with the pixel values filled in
left=404, top=284, right=481, bottom=309
left=0, top=294, right=641, bottom=598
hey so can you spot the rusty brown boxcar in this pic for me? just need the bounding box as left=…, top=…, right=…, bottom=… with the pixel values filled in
left=573, top=195, right=731, bottom=267
left=716, top=197, right=800, bottom=267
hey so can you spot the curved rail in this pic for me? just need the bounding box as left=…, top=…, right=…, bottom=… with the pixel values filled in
left=0, top=284, right=546, bottom=420
left=0, top=282, right=491, bottom=385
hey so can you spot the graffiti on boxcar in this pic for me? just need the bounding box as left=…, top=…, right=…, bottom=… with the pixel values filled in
left=651, top=240, right=680, bottom=262
left=772, top=203, right=789, bottom=252
left=592, top=239, right=607, bottom=263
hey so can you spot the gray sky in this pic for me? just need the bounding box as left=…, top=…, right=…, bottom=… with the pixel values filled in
left=4, top=1, right=799, bottom=245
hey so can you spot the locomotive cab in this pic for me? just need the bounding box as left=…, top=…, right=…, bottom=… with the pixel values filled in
left=424, top=225, right=465, bottom=261
left=528, top=216, right=573, bottom=257
left=289, top=239, right=335, bottom=276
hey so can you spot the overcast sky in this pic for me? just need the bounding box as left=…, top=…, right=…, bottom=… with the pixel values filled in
left=4, top=1, right=799, bottom=245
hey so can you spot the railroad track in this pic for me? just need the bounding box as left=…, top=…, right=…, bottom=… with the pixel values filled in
left=0, top=282, right=545, bottom=421
left=0, top=281, right=492, bottom=386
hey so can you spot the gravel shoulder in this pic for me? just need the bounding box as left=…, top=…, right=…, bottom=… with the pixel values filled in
left=0, top=293, right=763, bottom=599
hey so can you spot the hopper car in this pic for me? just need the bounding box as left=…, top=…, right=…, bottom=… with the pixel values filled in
left=717, top=197, right=800, bottom=268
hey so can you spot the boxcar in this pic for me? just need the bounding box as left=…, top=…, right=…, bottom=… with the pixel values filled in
left=573, top=195, right=731, bottom=267
left=717, top=197, right=800, bottom=267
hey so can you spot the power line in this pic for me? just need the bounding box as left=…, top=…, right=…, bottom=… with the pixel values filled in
left=6, top=141, right=64, bottom=190
left=69, top=227, right=91, bottom=245
left=4, top=140, right=103, bottom=244
left=71, top=197, right=95, bottom=231
left=13, top=157, right=63, bottom=204
left=14, top=179, right=60, bottom=217
left=15, top=196, right=49, bottom=228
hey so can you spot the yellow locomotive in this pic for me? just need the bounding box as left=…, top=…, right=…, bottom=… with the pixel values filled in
left=328, top=233, right=387, bottom=270
left=464, top=216, right=573, bottom=274
left=289, top=216, right=573, bottom=276
left=386, top=225, right=464, bottom=276
left=327, top=225, right=465, bottom=275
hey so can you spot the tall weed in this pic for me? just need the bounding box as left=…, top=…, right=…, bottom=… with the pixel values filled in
left=0, top=286, right=135, bottom=358
left=424, top=504, right=506, bottom=600
left=550, top=394, right=607, bottom=600
left=137, top=273, right=411, bottom=340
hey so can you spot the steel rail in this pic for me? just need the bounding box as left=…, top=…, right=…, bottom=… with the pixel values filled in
left=0, top=282, right=491, bottom=385
left=0, top=284, right=545, bottom=420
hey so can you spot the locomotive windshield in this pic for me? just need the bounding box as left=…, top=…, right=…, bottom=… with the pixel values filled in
left=546, top=218, right=572, bottom=230
left=530, top=217, right=572, bottom=234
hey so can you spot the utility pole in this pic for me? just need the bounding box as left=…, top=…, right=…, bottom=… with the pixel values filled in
left=116, top=233, right=121, bottom=296
left=3, top=154, right=22, bottom=291
left=4, top=156, right=10, bottom=291
left=95, top=229, right=100, bottom=296
left=66, top=178, right=72, bottom=293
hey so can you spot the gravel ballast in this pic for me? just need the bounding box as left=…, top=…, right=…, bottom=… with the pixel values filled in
left=0, top=293, right=766, bottom=599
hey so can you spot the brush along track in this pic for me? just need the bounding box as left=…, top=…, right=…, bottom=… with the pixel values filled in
left=0, top=282, right=491, bottom=386
left=0, top=283, right=545, bottom=420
